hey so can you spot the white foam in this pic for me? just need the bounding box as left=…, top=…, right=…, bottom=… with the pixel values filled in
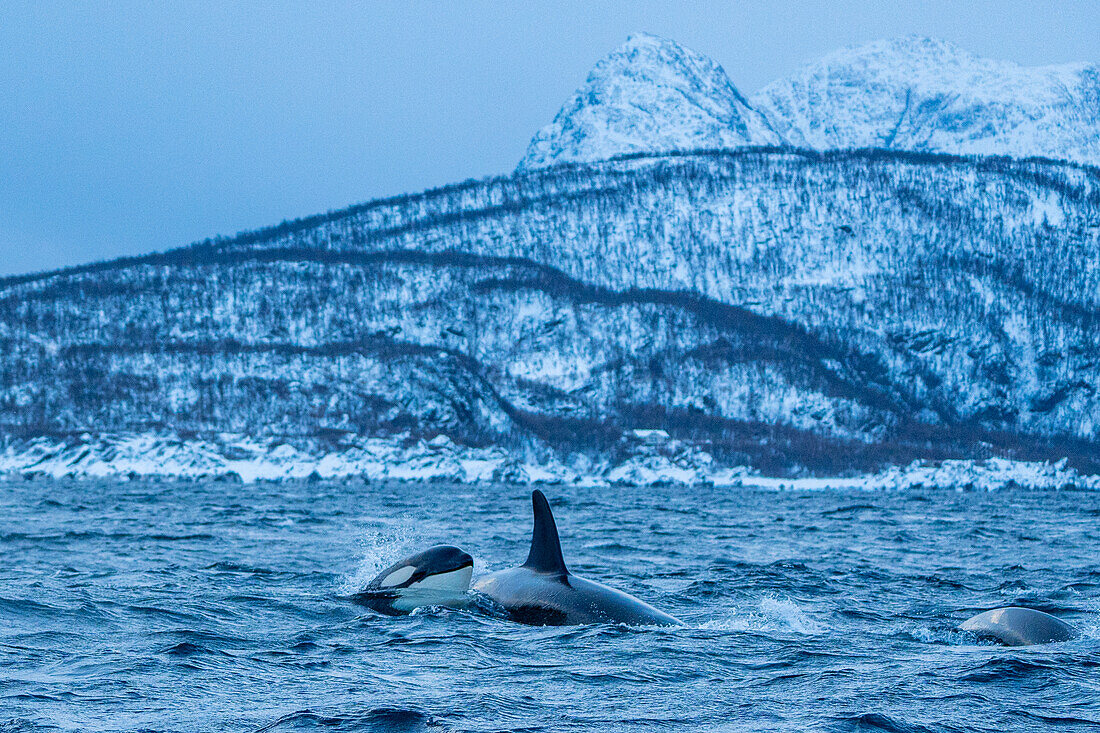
left=758, top=596, right=823, bottom=634
left=338, top=522, right=422, bottom=596
left=698, top=596, right=823, bottom=634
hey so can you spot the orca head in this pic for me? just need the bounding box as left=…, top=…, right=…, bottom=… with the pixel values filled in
left=357, top=545, right=474, bottom=614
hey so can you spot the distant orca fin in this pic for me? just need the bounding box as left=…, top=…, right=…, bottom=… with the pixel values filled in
left=522, top=489, right=568, bottom=577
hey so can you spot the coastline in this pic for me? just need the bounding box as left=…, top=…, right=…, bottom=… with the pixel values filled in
left=2, top=432, right=1096, bottom=490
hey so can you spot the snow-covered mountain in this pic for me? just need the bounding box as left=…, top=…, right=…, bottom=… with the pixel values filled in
left=3, top=35, right=1099, bottom=483
left=752, top=36, right=1100, bottom=166
left=3, top=150, right=1098, bottom=480
left=518, top=33, right=784, bottom=169
left=522, top=34, right=1099, bottom=169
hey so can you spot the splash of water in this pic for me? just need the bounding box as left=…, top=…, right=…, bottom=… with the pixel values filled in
left=698, top=595, right=824, bottom=634
left=336, top=521, right=422, bottom=595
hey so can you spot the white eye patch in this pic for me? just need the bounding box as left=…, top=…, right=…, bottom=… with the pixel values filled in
left=379, top=565, right=416, bottom=588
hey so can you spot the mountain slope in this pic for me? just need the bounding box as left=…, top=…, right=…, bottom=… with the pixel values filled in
left=752, top=36, right=1100, bottom=166
left=3, top=150, right=1099, bottom=475
left=518, top=33, right=784, bottom=170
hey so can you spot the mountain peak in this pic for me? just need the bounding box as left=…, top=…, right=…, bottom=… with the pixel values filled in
left=517, top=33, right=783, bottom=170
left=833, top=35, right=975, bottom=61
left=809, top=35, right=1033, bottom=80
left=618, top=31, right=684, bottom=52
left=520, top=34, right=1099, bottom=170
left=751, top=36, right=1099, bottom=163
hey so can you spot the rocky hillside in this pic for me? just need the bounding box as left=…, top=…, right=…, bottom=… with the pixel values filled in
left=3, top=149, right=1098, bottom=475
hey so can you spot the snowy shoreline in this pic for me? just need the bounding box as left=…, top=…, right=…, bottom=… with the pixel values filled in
left=1, top=433, right=1096, bottom=491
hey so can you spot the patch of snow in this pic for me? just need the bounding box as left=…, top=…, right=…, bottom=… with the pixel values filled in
left=1030, top=190, right=1066, bottom=227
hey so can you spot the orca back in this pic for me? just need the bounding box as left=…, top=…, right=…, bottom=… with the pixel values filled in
left=472, top=489, right=682, bottom=626
left=960, top=607, right=1078, bottom=646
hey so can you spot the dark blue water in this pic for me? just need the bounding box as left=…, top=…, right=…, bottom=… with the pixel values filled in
left=2, top=478, right=1098, bottom=732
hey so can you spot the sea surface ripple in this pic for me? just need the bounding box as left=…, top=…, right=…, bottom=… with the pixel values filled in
left=1, top=478, right=1098, bottom=732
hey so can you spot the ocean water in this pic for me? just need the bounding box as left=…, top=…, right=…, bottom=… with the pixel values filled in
left=1, top=478, right=1098, bottom=732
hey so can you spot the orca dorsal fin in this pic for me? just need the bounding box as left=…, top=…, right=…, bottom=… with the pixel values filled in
left=522, top=490, right=568, bottom=577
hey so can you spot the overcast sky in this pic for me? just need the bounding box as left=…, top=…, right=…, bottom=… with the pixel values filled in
left=2, top=1, right=1097, bottom=276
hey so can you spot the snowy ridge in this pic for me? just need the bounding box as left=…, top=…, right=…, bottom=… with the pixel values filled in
left=752, top=36, right=1100, bottom=167
left=523, top=34, right=1099, bottom=169
left=518, top=33, right=783, bottom=169
left=2, top=433, right=1095, bottom=491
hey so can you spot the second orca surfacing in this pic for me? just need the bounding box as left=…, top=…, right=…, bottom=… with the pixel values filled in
left=959, top=607, right=1078, bottom=646
left=472, top=490, right=682, bottom=626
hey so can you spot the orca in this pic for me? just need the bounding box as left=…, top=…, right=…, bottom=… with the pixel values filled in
left=960, top=607, right=1078, bottom=646
left=471, top=490, right=682, bottom=626
left=353, top=544, right=473, bottom=616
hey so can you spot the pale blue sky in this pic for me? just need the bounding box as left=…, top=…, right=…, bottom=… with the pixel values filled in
left=2, top=1, right=1097, bottom=275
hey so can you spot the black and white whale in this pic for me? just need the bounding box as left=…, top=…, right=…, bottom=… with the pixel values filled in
left=355, top=491, right=681, bottom=626
left=471, top=490, right=682, bottom=626
left=353, top=544, right=473, bottom=616
left=960, top=607, right=1078, bottom=646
